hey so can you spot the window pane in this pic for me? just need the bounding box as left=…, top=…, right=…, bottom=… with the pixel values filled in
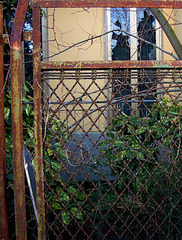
left=137, top=9, right=156, bottom=60
left=111, top=8, right=157, bottom=116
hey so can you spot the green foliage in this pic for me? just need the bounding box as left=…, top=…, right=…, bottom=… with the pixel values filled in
left=5, top=85, right=182, bottom=239
left=99, top=98, right=182, bottom=171
left=4, top=81, right=35, bottom=237
left=47, top=182, right=84, bottom=226
left=4, top=82, right=34, bottom=184
left=4, top=81, right=74, bottom=228
left=5, top=80, right=86, bottom=231
left=98, top=99, right=182, bottom=237
left=0, top=0, right=18, bottom=14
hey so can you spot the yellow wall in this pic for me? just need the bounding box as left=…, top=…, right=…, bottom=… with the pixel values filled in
left=46, top=8, right=106, bottom=131
left=174, top=9, right=182, bottom=47
left=160, top=9, right=182, bottom=100
left=46, top=8, right=182, bottom=64
left=162, top=9, right=174, bottom=60
left=45, top=8, right=182, bottom=131
left=162, top=9, right=182, bottom=60
left=48, top=8, right=105, bottom=61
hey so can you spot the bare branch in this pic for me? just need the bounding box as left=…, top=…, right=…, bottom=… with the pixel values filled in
left=44, top=29, right=179, bottom=61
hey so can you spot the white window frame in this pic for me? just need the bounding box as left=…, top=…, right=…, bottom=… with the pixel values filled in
left=105, top=8, right=163, bottom=117
left=104, top=8, right=163, bottom=61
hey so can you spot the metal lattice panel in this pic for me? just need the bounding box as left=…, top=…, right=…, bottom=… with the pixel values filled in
left=41, top=68, right=182, bottom=239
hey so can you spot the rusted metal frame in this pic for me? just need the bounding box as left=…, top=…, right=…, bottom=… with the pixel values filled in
left=0, top=4, right=9, bottom=240
left=41, top=60, right=182, bottom=70
left=10, top=0, right=29, bottom=239
left=2, top=31, right=33, bottom=44
left=33, top=0, right=182, bottom=9
left=33, top=7, right=46, bottom=240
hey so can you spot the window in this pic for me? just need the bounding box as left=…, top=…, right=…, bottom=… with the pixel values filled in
left=105, top=8, right=162, bottom=116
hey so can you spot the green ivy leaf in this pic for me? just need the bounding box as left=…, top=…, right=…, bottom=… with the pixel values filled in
left=131, top=143, right=140, bottom=150
left=58, top=191, right=70, bottom=202
left=51, top=161, right=62, bottom=172
left=75, top=191, right=86, bottom=201
left=68, top=186, right=77, bottom=195
left=126, top=150, right=134, bottom=159
left=162, top=137, right=171, bottom=148
left=137, top=152, right=144, bottom=160
left=52, top=200, right=62, bottom=210
left=128, top=126, right=135, bottom=134
left=167, top=110, right=179, bottom=115
left=112, top=139, right=125, bottom=148
left=155, top=125, right=164, bottom=138
left=47, top=148, right=53, bottom=156
left=52, top=124, right=59, bottom=132
left=27, top=128, right=34, bottom=138
left=25, top=104, right=33, bottom=116
left=61, top=211, right=70, bottom=225
left=129, top=116, right=138, bottom=124
left=4, top=107, right=10, bottom=121
left=120, top=150, right=127, bottom=158
left=71, top=207, right=83, bottom=220
left=115, top=120, right=125, bottom=126
left=98, top=140, right=110, bottom=147
left=136, top=127, right=146, bottom=135
left=106, top=131, right=115, bottom=139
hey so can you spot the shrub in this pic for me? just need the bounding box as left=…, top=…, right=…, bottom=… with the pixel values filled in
left=98, top=99, right=182, bottom=238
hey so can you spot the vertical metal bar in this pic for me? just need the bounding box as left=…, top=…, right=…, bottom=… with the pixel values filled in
left=33, top=7, right=46, bottom=240
left=0, top=4, right=9, bottom=240
left=130, top=9, right=138, bottom=115
left=10, top=0, right=29, bottom=239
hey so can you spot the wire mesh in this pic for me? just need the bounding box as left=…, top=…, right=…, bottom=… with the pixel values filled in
left=41, top=67, right=182, bottom=239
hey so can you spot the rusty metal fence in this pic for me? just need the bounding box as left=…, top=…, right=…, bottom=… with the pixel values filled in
left=0, top=0, right=182, bottom=239
left=40, top=63, right=182, bottom=240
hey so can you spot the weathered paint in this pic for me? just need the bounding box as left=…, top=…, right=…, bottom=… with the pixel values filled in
left=33, top=0, right=182, bottom=9
left=22, top=31, right=33, bottom=42
left=0, top=4, right=9, bottom=240
left=41, top=60, right=182, bottom=70
left=10, top=0, right=29, bottom=239
left=33, top=7, right=46, bottom=240
left=2, top=32, right=32, bottom=44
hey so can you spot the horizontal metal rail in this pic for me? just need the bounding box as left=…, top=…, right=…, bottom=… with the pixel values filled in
left=41, top=60, right=182, bottom=70
left=33, top=0, right=182, bottom=9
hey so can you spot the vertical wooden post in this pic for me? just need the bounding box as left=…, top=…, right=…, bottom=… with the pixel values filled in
left=0, top=4, right=9, bottom=240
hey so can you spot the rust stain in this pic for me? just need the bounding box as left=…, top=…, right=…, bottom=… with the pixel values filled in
left=41, top=60, right=182, bottom=70
left=10, top=0, right=29, bottom=239
left=33, top=0, right=182, bottom=9
left=2, top=31, right=32, bottom=44
left=33, top=7, right=46, bottom=240
left=0, top=4, right=9, bottom=240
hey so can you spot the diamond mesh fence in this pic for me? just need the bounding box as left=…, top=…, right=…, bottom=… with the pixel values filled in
left=41, top=67, right=182, bottom=240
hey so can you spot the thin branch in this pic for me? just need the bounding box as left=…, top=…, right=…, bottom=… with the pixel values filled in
left=0, top=67, right=10, bottom=99
left=150, top=8, right=182, bottom=60
left=43, top=29, right=179, bottom=61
